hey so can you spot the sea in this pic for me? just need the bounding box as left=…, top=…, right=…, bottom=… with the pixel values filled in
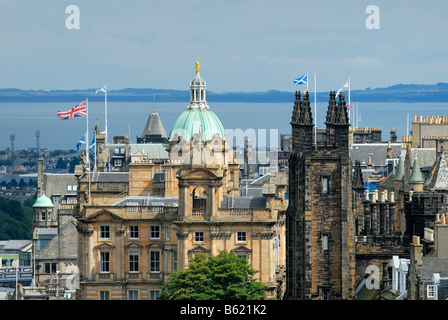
left=1, top=100, right=448, bottom=151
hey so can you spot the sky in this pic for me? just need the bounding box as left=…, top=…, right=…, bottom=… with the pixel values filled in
left=0, top=0, right=447, bottom=93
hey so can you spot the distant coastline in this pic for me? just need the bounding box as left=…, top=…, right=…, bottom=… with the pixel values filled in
left=1, top=83, right=448, bottom=103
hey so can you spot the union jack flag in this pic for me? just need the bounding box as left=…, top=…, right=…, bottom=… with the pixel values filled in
left=57, top=99, right=87, bottom=120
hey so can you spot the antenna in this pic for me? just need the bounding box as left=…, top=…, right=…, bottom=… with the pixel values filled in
left=35, top=130, right=40, bottom=150
left=9, top=133, right=15, bottom=154
left=153, top=90, right=157, bottom=114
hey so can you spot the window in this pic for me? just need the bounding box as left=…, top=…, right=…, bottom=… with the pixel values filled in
left=129, top=251, right=139, bottom=272
left=323, top=234, right=329, bottom=252
left=129, top=226, right=139, bottom=240
left=150, top=226, right=160, bottom=239
left=165, top=226, right=170, bottom=240
left=41, top=211, right=47, bottom=221
left=322, top=177, right=329, bottom=194
left=427, top=285, right=435, bottom=298
left=128, top=290, right=138, bottom=300
left=100, top=225, right=110, bottom=239
left=150, top=290, right=160, bottom=300
left=100, top=251, right=110, bottom=273
left=150, top=251, right=160, bottom=272
left=195, top=232, right=204, bottom=242
left=237, top=232, right=246, bottom=242
left=100, top=291, right=110, bottom=300
left=173, top=250, right=178, bottom=271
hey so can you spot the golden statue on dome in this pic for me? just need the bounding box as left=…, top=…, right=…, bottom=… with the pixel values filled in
left=196, top=59, right=200, bottom=74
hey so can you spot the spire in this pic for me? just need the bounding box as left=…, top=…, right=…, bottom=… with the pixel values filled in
left=291, top=91, right=301, bottom=124
left=352, top=160, right=364, bottom=190
left=410, top=153, right=424, bottom=191
left=394, top=155, right=404, bottom=181
left=336, top=92, right=349, bottom=126
left=299, top=91, right=313, bottom=126
left=410, top=154, right=424, bottom=183
left=325, top=91, right=337, bottom=124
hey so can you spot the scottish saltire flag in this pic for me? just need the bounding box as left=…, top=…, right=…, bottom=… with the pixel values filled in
left=336, top=81, right=349, bottom=97
left=293, top=74, right=307, bottom=86
left=76, top=135, right=86, bottom=152
left=95, top=85, right=107, bottom=93
left=89, top=135, right=96, bottom=153
left=57, top=100, right=87, bottom=119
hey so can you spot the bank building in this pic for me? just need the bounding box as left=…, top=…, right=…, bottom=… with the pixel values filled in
left=73, top=60, right=288, bottom=300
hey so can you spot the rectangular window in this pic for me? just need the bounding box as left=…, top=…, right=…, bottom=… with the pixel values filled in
left=100, top=225, right=110, bottom=239
left=173, top=250, right=178, bottom=271
left=128, top=290, right=138, bottom=300
left=165, top=226, right=170, bottom=240
left=150, top=290, right=160, bottom=300
left=195, top=232, right=204, bottom=242
left=427, top=285, right=435, bottom=298
left=129, top=225, right=139, bottom=239
left=129, top=251, right=139, bottom=272
left=150, top=251, right=160, bottom=272
left=100, top=291, right=110, bottom=300
left=100, top=251, right=110, bottom=273
left=322, top=177, right=329, bottom=194
left=323, top=234, right=329, bottom=251
left=237, top=232, right=246, bottom=242
left=41, top=211, right=46, bottom=221
left=150, top=226, right=160, bottom=239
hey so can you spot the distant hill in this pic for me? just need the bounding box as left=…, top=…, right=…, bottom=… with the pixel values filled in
left=1, top=83, right=448, bottom=103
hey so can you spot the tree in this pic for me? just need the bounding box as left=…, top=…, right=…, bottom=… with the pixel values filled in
left=159, top=250, right=267, bottom=300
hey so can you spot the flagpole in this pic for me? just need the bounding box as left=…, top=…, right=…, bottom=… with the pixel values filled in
left=105, top=86, right=108, bottom=143
left=306, top=72, right=309, bottom=92
left=86, top=98, right=91, bottom=205
left=314, top=71, right=317, bottom=149
left=348, top=77, right=351, bottom=127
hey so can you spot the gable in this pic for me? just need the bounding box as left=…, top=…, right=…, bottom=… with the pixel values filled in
left=85, top=209, right=124, bottom=222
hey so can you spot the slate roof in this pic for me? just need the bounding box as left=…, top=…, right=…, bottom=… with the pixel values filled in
left=420, top=256, right=448, bottom=280
left=350, top=143, right=402, bottom=167
left=112, top=196, right=178, bottom=207
left=220, top=196, right=266, bottom=209
left=427, top=153, right=448, bottom=190
left=141, top=112, right=167, bottom=139
left=129, top=143, right=169, bottom=160
left=90, top=172, right=129, bottom=183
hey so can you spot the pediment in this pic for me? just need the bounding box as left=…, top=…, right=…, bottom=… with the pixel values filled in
left=188, top=245, right=210, bottom=254
left=179, top=168, right=220, bottom=180
left=85, top=209, right=124, bottom=222
left=93, top=242, right=115, bottom=251
left=231, top=245, right=252, bottom=253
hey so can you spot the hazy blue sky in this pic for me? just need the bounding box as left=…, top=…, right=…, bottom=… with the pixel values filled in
left=0, top=0, right=446, bottom=92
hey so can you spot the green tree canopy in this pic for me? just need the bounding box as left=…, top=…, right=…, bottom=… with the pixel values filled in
left=159, top=250, right=267, bottom=300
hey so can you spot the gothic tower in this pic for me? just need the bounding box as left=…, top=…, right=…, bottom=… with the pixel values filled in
left=286, top=91, right=356, bottom=300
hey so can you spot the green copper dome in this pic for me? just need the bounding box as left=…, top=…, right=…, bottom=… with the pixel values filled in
left=170, top=60, right=225, bottom=141
left=170, top=106, right=225, bottom=141
left=33, top=192, right=54, bottom=208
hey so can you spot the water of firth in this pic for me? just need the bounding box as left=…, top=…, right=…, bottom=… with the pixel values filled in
left=0, top=101, right=447, bottom=151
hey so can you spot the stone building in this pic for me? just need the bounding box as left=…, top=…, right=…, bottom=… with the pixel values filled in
left=32, top=158, right=78, bottom=287
left=74, top=61, right=287, bottom=300
left=286, top=91, right=356, bottom=300
left=285, top=91, right=413, bottom=300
